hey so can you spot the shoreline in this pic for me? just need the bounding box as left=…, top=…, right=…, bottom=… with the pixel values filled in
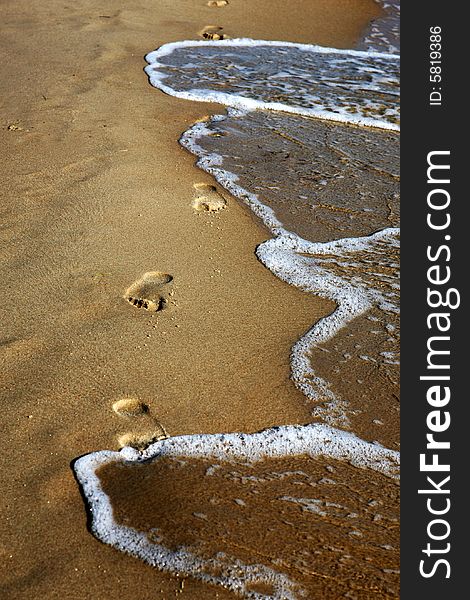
left=1, top=0, right=387, bottom=597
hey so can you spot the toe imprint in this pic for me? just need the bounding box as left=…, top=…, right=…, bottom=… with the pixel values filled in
left=125, top=271, right=173, bottom=312
left=199, top=25, right=227, bottom=40
left=192, top=183, right=227, bottom=213
left=118, top=423, right=169, bottom=450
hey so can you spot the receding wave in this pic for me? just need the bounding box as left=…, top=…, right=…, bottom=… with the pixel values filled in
left=181, top=105, right=399, bottom=438
left=75, top=423, right=399, bottom=598
left=145, top=39, right=399, bottom=130
left=180, top=108, right=399, bottom=243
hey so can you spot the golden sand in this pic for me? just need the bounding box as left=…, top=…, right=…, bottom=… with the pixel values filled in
left=0, top=0, right=384, bottom=597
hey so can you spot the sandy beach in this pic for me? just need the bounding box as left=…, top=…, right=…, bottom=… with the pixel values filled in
left=1, top=0, right=396, bottom=598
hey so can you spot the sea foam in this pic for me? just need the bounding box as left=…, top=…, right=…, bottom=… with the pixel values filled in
left=180, top=111, right=399, bottom=428
left=74, top=423, right=398, bottom=598
left=145, top=41, right=400, bottom=431
left=145, top=39, right=399, bottom=130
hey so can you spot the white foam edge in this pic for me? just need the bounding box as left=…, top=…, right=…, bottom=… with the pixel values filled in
left=75, top=455, right=297, bottom=599
left=145, top=37, right=399, bottom=64
left=144, top=38, right=399, bottom=132
left=257, top=229, right=399, bottom=427
left=180, top=112, right=287, bottom=236
left=74, top=423, right=398, bottom=597
left=180, top=112, right=399, bottom=428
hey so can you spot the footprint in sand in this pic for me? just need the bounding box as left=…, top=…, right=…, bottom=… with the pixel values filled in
left=125, top=271, right=173, bottom=312
left=117, top=430, right=168, bottom=450
left=207, top=1, right=229, bottom=7
left=112, top=397, right=149, bottom=417
left=199, top=25, right=228, bottom=40
left=192, top=183, right=227, bottom=213
left=112, top=397, right=169, bottom=450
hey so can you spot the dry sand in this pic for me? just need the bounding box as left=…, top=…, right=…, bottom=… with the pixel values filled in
left=0, top=0, right=386, bottom=598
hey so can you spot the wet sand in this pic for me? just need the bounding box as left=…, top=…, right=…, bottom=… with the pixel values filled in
left=179, top=108, right=400, bottom=450
left=99, top=454, right=399, bottom=598
left=1, top=0, right=387, bottom=598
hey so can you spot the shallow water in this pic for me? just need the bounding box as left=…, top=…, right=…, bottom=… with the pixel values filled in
left=173, top=47, right=400, bottom=440
left=358, top=0, right=400, bottom=54
left=76, top=424, right=399, bottom=598
left=75, top=6, right=401, bottom=597
left=183, top=109, right=399, bottom=243
left=147, top=40, right=399, bottom=129
left=99, top=453, right=399, bottom=598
